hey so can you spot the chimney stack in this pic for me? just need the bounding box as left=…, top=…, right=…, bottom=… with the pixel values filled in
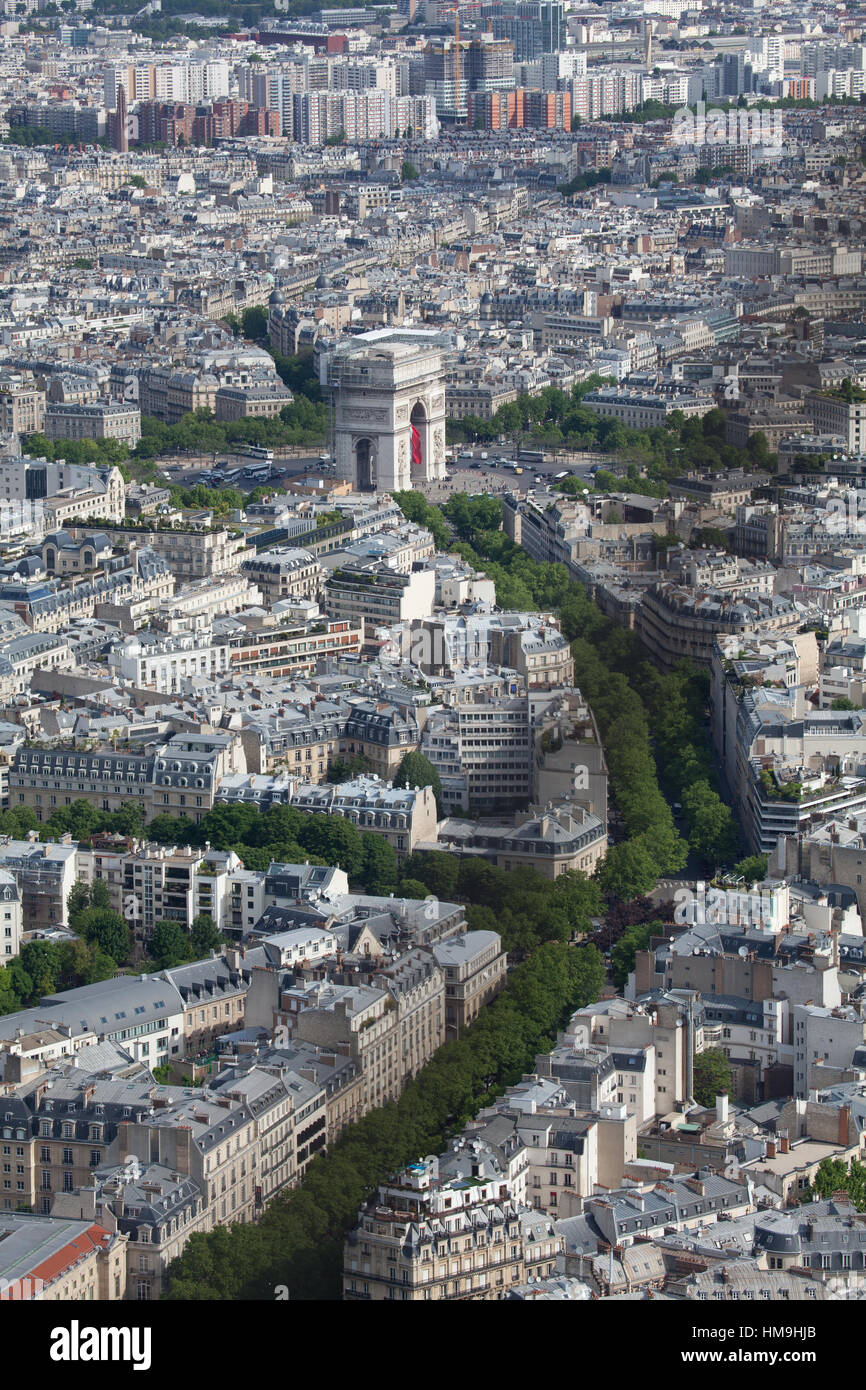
left=840, top=1104, right=851, bottom=1146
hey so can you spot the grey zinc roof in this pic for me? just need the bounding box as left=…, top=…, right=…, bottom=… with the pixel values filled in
left=40, top=975, right=185, bottom=1033
left=431, top=931, right=500, bottom=966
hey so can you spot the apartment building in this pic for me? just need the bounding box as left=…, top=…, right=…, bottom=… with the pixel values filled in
left=698, top=993, right=789, bottom=1104
left=512, top=1112, right=598, bottom=1219
left=637, top=582, right=804, bottom=670
left=423, top=696, right=532, bottom=812
left=10, top=732, right=241, bottom=827
left=793, top=1004, right=866, bottom=1100
left=431, top=931, right=507, bottom=1039
left=0, top=1213, right=127, bottom=1300
left=120, top=843, right=206, bottom=943
left=43, top=402, right=142, bottom=449
left=582, top=388, right=714, bottom=427
left=0, top=837, right=80, bottom=932
left=3, top=548, right=174, bottom=634
left=291, top=982, right=402, bottom=1113
left=215, top=1036, right=365, bottom=1147
left=0, top=1070, right=156, bottom=1215
left=98, top=524, right=247, bottom=581
left=379, top=950, right=445, bottom=1084
left=534, top=1041, right=618, bottom=1111
left=138, top=365, right=235, bottom=424
left=155, top=573, right=262, bottom=628
left=741, top=706, right=866, bottom=853
left=238, top=548, right=323, bottom=606
left=118, top=1064, right=327, bottom=1230
left=529, top=311, right=613, bottom=350
left=780, top=818, right=866, bottom=920
left=532, top=688, right=608, bottom=821
left=564, top=1173, right=753, bottom=1256
left=411, top=611, right=574, bottom=689
left=501, top=492, right=590, bottom=569
left=78, top=841, right=237, bottom=942
left=433, top=804, right=607, bottom=879
left=214, top=381, right=294, bottom=420
left=0, top=383, right=46, bottom=437
left=239, top=705, right=344, bottom=777
left=446, top=382, right=518, bottom=420
left=222, top=773, right=439, bottom=855
left=0, top=870, right=23, bottom=962
left=324, top=561, right=436, bottom=634
left=227, top=617, right=362, bottom=680
left=108, top=631, right=232, bottom=692
left=37, top=976, right=186, bottom=1068
left=342, top=699, right=422, bottom=782
left=0, top=460, right=125, bottom=524
left=570, top=997, right=687, bottom=1116
left=39, top=533, right=114, bottom=578
left=343, top=1136, right=551, bottom=1301
left=806, top=389, right=866, bottom=452
left=52, top=1159, right=206, bottom=1303
left=669, top=470, right=758, bottom=510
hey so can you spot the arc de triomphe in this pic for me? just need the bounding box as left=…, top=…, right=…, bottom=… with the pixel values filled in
left=322, top=330, right=448, bottom=492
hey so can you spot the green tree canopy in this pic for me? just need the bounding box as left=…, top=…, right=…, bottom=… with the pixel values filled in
left=90, top=878, right=112, bottom=911
left=67, top=879, right=91, bottom=923
left=394, top=752, right=443, bottom=814
left=165, top=939, right=603, bottom=1301
left=19, top=941, right=60, bottom=999
left=360, top=833, right=398, bottom=895
left=151, top=921, right=191, bottom=970
left=74, top=908, right=130, bottom=965
left=190, top=913, right=223, bottom=958
left=693, top=1048, right=733, bottom=1108
left=733, top=854, right=768, bottom=885
left=610, top=920, right=662, bottom=990
left=596, top=839, right=660, bottom=902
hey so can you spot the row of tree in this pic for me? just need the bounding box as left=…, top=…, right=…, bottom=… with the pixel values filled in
left=428, top=491, right=745, bottom=884
left=139, top=799, right=602, bottom=960
left=448, top=389, right=776, bottom=491
left=164, top=938, right=605, bottom=1300
left=388, top=494, right=751, bottom=899
left=803, top=1156, right=866, bottom=1209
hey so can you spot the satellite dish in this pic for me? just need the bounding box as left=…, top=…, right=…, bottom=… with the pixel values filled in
left=739, top=946, right=749, bottom=957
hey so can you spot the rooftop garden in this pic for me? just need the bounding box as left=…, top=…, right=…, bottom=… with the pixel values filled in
left=759, top=768, right=802, bottom=802
left=821, top=378, right=866, bottom=405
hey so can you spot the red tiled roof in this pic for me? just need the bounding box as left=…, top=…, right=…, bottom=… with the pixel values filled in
left=29, top=1223, right=111, bottom=1288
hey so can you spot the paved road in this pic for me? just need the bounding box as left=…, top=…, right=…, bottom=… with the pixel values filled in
left=161, top=453, right=325, bottom=487
left=422, top=454, right=605, bottom=502
left=159, top=448, right=612, bottom=496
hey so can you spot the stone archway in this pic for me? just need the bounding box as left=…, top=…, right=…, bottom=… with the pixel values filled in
left=410, top=400, right=427, bottom=472
left=355, top=437, right=375, bottom=491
